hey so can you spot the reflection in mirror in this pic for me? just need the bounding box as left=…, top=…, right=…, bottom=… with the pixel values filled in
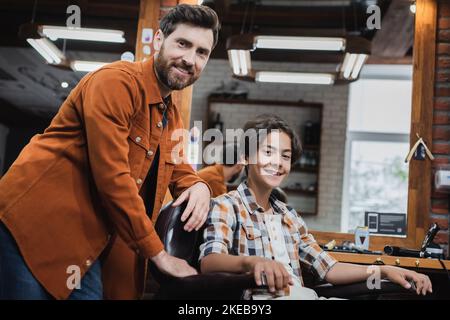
left=190, top=0, right=416, bottom=238
left=340, top=65, right=412, bottom=234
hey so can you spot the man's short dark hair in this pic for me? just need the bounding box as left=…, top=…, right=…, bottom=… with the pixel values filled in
left=159, top=4, right=220, bottom=49
left=242, top=114, right=302, bottom=165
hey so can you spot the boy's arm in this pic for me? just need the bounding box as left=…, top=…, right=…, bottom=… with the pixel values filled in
left=199, top=199, right=293, bottom=292
left=200, top=253, right=248, bottom=274
left=324, top=262, right=374, bottom=285
left=324, top=263, right=432, bottom=296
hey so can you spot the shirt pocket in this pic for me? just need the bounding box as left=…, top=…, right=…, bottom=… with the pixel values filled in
left=127, top=124, right=149, bottom=176
left=240, top=224, right=264, bottom=256
left=242, top=224, right=262, bottom=240
left=128, top=124, right=149, bottom=151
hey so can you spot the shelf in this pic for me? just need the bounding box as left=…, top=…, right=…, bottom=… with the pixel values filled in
left=295, top=210, right=317, bottom=216
left=284, top=188, right=317, bottom=197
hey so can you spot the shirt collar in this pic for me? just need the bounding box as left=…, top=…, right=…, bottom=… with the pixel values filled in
left=237, top=180, right=290, bottom=216
left=140, top=56, right=167, bottom=106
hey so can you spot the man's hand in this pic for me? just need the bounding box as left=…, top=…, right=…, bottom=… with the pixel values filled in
left=243, top=256, right=293, bottom=293
left=151, top=250, right=198, bottom=277
left=172, top=182, right=211, bottom=232
left=381, top=265, right=432, bottom=295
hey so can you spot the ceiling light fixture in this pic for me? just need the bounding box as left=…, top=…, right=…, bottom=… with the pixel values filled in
left=256, top=71, right=335, bottom=85
left=26, top=38, right=65, bottom=64
left=254, top=36, right=346, bottom=51
left=340, top=53, right=368, bottom=80
left=226, top=34, right=370, bottom=85
left=71, top=60, right=109, bottom=72
left=40, top=26, right=125, bottom=43
left=227, top=49, right=251, bottom=76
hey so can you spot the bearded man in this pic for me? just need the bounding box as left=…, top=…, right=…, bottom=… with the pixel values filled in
left=0, top=4, right=219, bottom=300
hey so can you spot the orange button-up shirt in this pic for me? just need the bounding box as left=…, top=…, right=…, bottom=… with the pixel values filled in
left=0, top=57, right=208, bottom=299
left=197, top=164, right=227, bottom=198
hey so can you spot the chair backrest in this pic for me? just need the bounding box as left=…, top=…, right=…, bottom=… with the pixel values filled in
left=154, top=200, right=203, bottom=269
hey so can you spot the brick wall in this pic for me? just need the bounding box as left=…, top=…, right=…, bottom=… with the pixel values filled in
left=191, top=60, right=349, bottom=231
left=431, top=0, right=450, bottom=252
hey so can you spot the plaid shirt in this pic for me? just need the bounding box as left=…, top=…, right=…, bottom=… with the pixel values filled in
left=199, top=181, right=337, bottom=283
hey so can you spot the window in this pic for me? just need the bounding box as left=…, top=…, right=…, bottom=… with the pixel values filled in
left=341, top=66, right=412, bottom=233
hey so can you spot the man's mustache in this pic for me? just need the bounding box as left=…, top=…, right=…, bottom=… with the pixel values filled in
left=171, top=62, right=194, bottom=75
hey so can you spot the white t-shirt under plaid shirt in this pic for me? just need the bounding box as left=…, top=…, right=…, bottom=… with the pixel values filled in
left=199, top=180, right=337, bottom=297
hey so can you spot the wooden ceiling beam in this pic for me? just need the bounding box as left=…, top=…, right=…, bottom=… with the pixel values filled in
left=371, top=0, right=414, bottom=57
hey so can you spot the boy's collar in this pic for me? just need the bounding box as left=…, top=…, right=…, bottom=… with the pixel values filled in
left=237, top=180, right=289, bottom=216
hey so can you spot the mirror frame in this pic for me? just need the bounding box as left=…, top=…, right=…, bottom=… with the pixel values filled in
left=311, top=0, right=437, bottom=251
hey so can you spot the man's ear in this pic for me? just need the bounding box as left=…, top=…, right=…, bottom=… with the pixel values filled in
left=153, top=29, right=164, bottom=52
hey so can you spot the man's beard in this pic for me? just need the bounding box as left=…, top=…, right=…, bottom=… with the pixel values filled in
left=154, top=45, right=199, bottom=91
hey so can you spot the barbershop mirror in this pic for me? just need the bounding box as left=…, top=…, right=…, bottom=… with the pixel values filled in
left=324, top=65, right=413, bottom=234
left=190, top=0, right=427, bottom=249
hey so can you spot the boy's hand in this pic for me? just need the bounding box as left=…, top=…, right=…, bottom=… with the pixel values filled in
left=244, top=256, right=293, bottom=293
left=381, top=265, right=432, bottom=295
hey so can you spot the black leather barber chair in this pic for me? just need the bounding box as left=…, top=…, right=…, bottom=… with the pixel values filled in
left=148, top=201, right=414, bottom=300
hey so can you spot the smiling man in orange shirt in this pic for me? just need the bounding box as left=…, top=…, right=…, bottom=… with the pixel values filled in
left=0, top=4, right=219, bottom=300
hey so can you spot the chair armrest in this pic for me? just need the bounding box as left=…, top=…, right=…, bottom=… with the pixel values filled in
left=314, top=280, right=415, bottom=300
left=155, top=272, right=258, bottom=300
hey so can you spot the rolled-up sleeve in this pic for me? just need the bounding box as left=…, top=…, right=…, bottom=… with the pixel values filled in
left=297, top=217, right=337, bottom=280
left=198, top=197, right=236, bottom=260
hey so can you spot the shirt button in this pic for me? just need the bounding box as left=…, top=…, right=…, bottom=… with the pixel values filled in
left=158, top=103, right=165, bottom=111
left=85, top=259, right=92, bottom=267
left=136, top=178, right=143, bottom=185
left=135, top=136, right=142, bottom=143
left=157, top=121, right=162, bottom=128
left=147, top=150, right=154, bottom=157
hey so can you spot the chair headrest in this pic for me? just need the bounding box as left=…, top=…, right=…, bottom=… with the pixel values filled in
left=155, top=200, right=201, bottom=266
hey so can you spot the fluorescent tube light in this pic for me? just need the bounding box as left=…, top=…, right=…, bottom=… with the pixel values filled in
left=341, top=53, right=368, bottom=80
left=41, top=26, right=125, bottom=43
left=255, top=36, right=345, bottom=51
left=227, top=50, right=251, bottom=76
left=351, top=54, right=368, bottom=79
left=255, top=71, right=335, bottom=85
left=71, top=60, right=108, bottom=72
left=26, top=38, right=65, bottom=64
